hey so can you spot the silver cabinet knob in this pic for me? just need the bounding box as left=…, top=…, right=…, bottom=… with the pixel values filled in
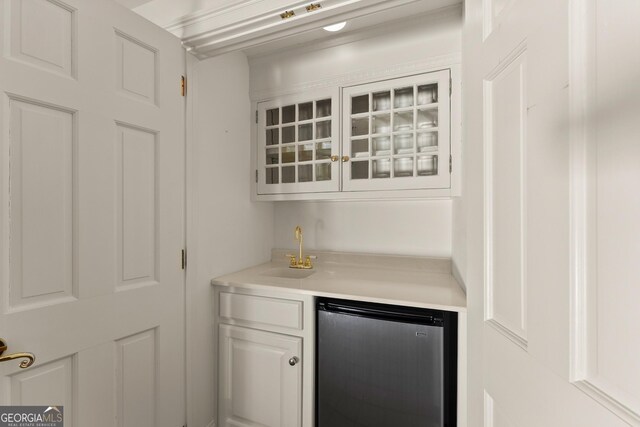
left=288, top=356, right=299, bottom=366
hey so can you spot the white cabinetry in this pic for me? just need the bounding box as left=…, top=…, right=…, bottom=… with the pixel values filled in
left=257, top=88, right=340, bottom=195
left=218, top=325, right=302, bottom=427
left=255, top=69, right=454, bottom=200
left=343, top=70, right=450, bottom=191
left=215, top=288, right=315, bottom=427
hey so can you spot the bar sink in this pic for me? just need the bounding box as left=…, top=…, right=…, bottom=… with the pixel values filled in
left=261, top=267, right=316, bottom=279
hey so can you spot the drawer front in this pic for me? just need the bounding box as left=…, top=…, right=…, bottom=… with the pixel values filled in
left=219, top=291, right=303, bottom=331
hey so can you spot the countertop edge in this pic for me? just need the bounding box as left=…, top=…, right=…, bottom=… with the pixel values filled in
left=210, top=277, right=467, bottom=313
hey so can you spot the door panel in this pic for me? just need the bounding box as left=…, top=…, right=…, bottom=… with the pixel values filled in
left=0, top=1, right=185, bottom=426
left=218, top=325, right=302, bottom=427
left=465, top=0, right=640, bottom=425
left=8, top=97, right=75, bottom=308
left=483, top=47, right=527, bottom=348
left=570, top=0, right=640, bottom=422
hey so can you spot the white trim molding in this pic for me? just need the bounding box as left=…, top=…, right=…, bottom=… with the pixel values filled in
left=569, top=0, right=640, bottom=424
left=162, top=0, right=445, bottom=59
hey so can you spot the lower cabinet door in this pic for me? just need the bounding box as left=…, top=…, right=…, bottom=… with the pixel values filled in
left=218, top=324, right=303, bottom=427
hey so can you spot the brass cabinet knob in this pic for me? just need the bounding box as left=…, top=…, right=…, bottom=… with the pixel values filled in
left=342, top=155, right=350, bottom=162
left=330, top=155, right=339, bottom=162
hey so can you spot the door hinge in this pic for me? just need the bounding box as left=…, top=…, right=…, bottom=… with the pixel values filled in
left=449, top=77, right=452, bottom=96
left=449, top=155, right=452, bottom=173
left=255, top=110, right=258, bottom=124
left=181, top=249, right=187, bottom=270
left=255, top=169, right=258, bottom=183
left=181, top=75, right=187, bottom=97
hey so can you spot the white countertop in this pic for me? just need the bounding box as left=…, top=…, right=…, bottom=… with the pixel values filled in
left=211, top=250, right=467, bottom=312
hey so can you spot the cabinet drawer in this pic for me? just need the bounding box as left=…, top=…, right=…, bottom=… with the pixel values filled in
left=218, top=291, right=303, bottom=331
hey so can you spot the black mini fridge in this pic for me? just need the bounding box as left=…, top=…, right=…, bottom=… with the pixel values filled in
left=316, top=297, right=457, bottom=427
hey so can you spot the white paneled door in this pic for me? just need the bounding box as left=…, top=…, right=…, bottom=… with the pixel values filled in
left=465, top=0, right=640, bottom=426
left=0, top=1, right=185, bottom=426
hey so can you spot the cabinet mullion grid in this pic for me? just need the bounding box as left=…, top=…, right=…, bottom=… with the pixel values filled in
left=264, top=107, right=281, bottom=185
left=312, top=101, right=317, bottom=182
left=389, top=90, right=394, bottom=179
left=368, top=92, right=373, bottom=180
left=412, top=84, right=419, bottom=176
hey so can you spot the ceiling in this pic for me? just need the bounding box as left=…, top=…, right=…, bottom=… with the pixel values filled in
left=115, top=0, right=462, bottom=58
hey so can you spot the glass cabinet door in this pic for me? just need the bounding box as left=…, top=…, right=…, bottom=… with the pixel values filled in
left=341, top=70, right=451, bottom=191
left=257, top=89, right=340, bottom=195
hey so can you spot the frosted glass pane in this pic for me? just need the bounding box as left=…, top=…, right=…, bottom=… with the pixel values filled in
left=394, top=87, right=413, bottom=108
left=372, top=158, right=391, bottom=179
left=266, top=108, right=279, bottom=126
left=352, top=95, right=369, bottom=114
left=282, top=126, right=295, bottom=143
left=417, top=84, right=438, bottom=105
left=352, top=117, right=369, bottom=137
left=316, top=99, right=331, bottom=118
left=373, top=91, right=390, bottom=111
left=316, top=141, right=331, bottom=160
left=265, top=167, right=278, bottom=184
left=417, top=155, right=438, bottom=176
left=266, top=147, right=279, bottom=164
left=282, top=105, right=295, bottom=123
left=266, top=128, right=279, bottom=146
left=351, top=161, right=368, bottom=180
left=298, top=123, right=312, bottom=141
left=316, top=163, right=331, bottom=181
left=298, top=102, right=313, bottom=121
left=394, top=157, right=413, bottom=177
left=351, top=138, right=369, bottom=158
left=299, top=164, right=312, bottom=182
left=282, top=166, right=295, bottom=183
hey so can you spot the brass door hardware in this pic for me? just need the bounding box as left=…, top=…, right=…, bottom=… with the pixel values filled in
left=0, top=338, right=35, bottom=369
left=280, top=10, right=295, bottom=19
left=342, top=155, right=350, bottom=162
left=330, top=155, right=339, bottom=162
left=305, top=3, right=321, bottom=12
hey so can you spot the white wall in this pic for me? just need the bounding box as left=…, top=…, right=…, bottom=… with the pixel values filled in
left=249, top=5, right=463, bottom=97
left=273, top=200, right=452, bottom=257
left=251, top=6, right=462, bottom=259
left=186, top=52, right=274, bottom=427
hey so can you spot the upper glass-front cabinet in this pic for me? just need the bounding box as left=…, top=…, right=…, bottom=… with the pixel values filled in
left=255, top=70, right=453, bottom=198
left=342, top=70, right=451, bottom=191
left=257, top=88, right=340, bottom=195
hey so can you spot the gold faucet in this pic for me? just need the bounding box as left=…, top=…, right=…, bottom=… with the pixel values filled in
left=286, top=226, right=316, bottom=269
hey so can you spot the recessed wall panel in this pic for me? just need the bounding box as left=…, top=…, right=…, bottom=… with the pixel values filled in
left=9, top=0, right=75, bottom=77
left=116, top=123, right=157, bottom=287
left=484, top=49, right=527, bottom=347
left=115, top=31, right=157, bottom=104
left=10, top=356, right=74, bottom=427
left=116, top=329, right=157, bottom=427
left=9, top=98, right=75, bottom=308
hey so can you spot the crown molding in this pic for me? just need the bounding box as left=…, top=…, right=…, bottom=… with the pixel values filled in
left=161, top=0, right=457, bottom=59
